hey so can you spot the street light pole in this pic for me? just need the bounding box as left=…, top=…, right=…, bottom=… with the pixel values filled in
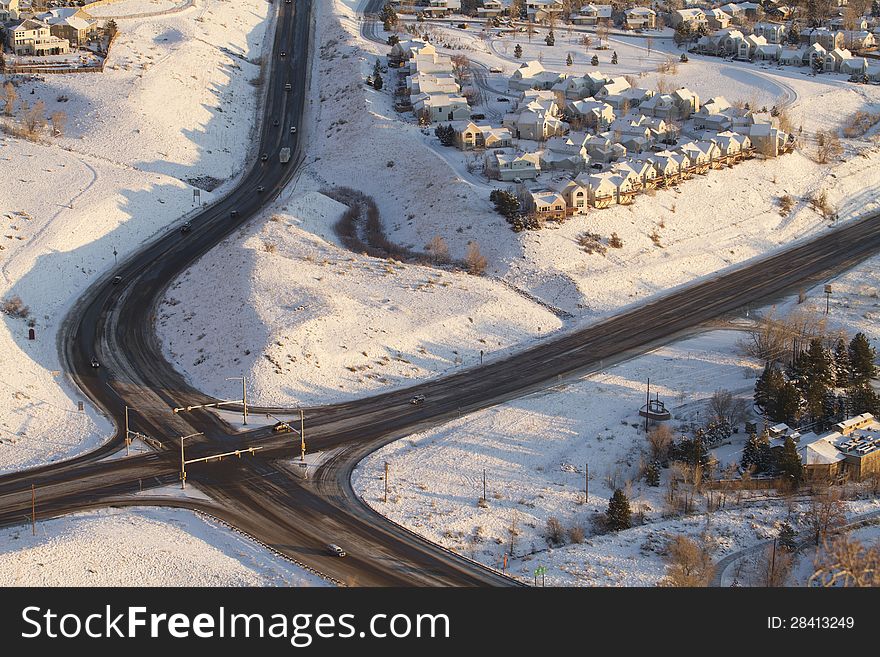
left=226, top=376, right=248, bottom=425
left=124, top=405, right=130, bottom=456
left=179, top=432, right=203, bottom=490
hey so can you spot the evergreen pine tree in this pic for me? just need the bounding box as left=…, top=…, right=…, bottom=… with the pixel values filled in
left=805, top=338, right=834, bottom=388
left=645, top=461, right=660, bottom=486
left=776, top=435, right=803, bottom=488
left=373, top=74, right=383, bottom=90
left=514, top=43, right=523, bottom=59
left=756, top=431, right=773, bottom=473
left=741, top=432, right=760, bottom=470
left=848, top=383, right=880, bottom=415
left=566, top=52, right=573, bottom=66
left=849, top=332, right=877, bottom=384
left=834, top=336, right=851, bottom=387
left=545, top=30, right=555, bottom=46
left=772, top=380, right=802, bottom=426
left=611, top=51, right=618, bottom=64
left=778, top=522, right=797, bottom=551
left=591, top=54, right=599, bottom=66
left=606, top=489, right=632, bottom=531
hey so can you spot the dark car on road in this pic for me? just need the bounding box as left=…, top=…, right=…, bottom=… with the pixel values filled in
left=181, top=222, right=191, bottom=234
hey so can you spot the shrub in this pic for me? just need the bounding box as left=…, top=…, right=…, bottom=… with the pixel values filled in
left=2, top=295, right=29, bottom=319
left=778, top=194, right=794, bottom=215
left=608, top=232, right=623, bottom=248
left=545, top=516, right=565, bottom=546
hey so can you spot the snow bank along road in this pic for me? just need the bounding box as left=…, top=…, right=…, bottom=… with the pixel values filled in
left=3, top=0, right=880, bottom=586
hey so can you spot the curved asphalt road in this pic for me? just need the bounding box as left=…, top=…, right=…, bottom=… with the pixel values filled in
left=1, top=0, right=880, bottom=587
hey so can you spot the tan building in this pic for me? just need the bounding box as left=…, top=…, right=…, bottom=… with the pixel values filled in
left=9, top=19, right=70, bottom=56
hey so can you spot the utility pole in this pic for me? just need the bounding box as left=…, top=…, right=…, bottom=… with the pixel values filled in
left=300, top=409, right=306, bottom=462
left=482, top=468, right=487, bottom=501
left=585, top=463, right=589, bottom=503
left=226, top=376, right=248, bottom=425
left=824, top=284, right=832, bottom=315
left=124, top=405, right=130, bottom=456
left=644, top=377, right=650, bottom=435
left=31, top=484, right=36, bottom=536
left=770, top=537, right=777, bottom=585
left=384, top=462, right=389, bottom=503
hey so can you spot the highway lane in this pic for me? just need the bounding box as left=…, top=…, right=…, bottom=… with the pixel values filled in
left=3, top=0, right=880, bottom=587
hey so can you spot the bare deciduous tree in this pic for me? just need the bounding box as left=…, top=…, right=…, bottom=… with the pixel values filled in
left=804, top=489, right=846, bottom=546
left=659, top=534, right=715, bottom=586
left=425, top=235, right=450, bottom=264
left=2, top=81, right=17, bottom=117
left=750, top=542, right=794, bottom=587
left=50, top=110, right=66, bottom=137
left=464, top=241, right=487, bottom=275
left=810, top=535, right=880, bottom=587
left=646, top=424, right=673, bottom=461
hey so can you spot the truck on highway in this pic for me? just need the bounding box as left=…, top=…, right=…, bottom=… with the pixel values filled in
left=279, top=147, right=291, bottom=164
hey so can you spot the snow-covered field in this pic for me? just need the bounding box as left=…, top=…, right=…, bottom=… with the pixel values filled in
left=89, top=0, right=190, bottom=18
left=157, top=191, right=561, bottom=405
left=351, top=328, right=879, bottom=586
left=0, top=507, right=329, bottom=586
left=0, top=0, right=272, bottom=472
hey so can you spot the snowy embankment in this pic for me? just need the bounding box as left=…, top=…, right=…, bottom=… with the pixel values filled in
left=0, top=0, right=271, bottom=472
left=156, top=0, right=880, bottom=409
left=0, top=507, right=329, bottom=586
left=157, top=192, right=561, bottom=406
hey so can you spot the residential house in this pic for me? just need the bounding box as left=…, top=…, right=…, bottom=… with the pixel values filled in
left=540, top=135, right=590, bottom=171
left=650, top=150, right=691, bottom=184
left=552, top=178, right=589, bottom=214
left=476, top=0, right=504, bottom=17
left=527, top=0, right=564, bottom=23
left=8, top=19, right=70, bottom=56
left=677, top=141, right=713, bottom=172
left=703, top=8, right=731, bottom=30
left=488, top=149, right=542, bottom=181
left=693, top=96, right=733, bottom=130
left=503, top=91, right=567, bottom=140
left=570, top=3, right=612, bottom=25
left=749, top=120, right=790, bottom=156
left=602, top=87, right=654, bottom=112
left=528, top=190, right=568, bottom=221
left=576, top=172, right=618, bottom=207
left=40, top=10, right=94, bottom=47
left=453, top=121, right=513, bottom=150
left=420, top=0, right=462, bottom=16
left=803, top=28, right=844, bottom=51
left=697, top=28, right=745, bottom=56
left=595, top=76, right=632, bottom=99
left=753, top=21, right=787, bottom=44
left=584, top=133, right=626, bottom=163
left=671, top=8, right=709, bottom=29
left=673, top=87, right=700, bottom=117
left=408, top=72, right=459, bottom=96
left=565, top=98, right=615, bottom=130
left=614, top=159, right=657, bottom=189
left=638, top=93, right=679, bottom=120
left=719, top=3, right=743, bottom=18
left=754, top=43, right=782, bottom=61
left=413, top=93, right=471, bottom=123
left=625, top=7, right=656, bottom=30
left=843, top=30, right=876, bottom=50
left=823, top=47, right=854, bottom=72
left=780, top=46, right=809, bottom=66
left=737, top=2, right=763, bottom=19
left=1, top=0, right=20, bottom=22
left=740, top=34, right=768, bottom=59
left=711, top=131, right=752, bottom=163
left=389, top=39, right=436, bottom=66
left=509, top=60, right=567, bottom=91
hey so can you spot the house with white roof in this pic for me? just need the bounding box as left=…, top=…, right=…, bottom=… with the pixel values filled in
left=540, top=135, right=590, bottom=172
left=749, top=120, right=791, bottom=156
left=753, top=22, right=787, bottom=44
left=703, top=8, right=731, bottom=30
left=488, top=149, right=542, bottom=181
left=413, top=93, right=471, bottom=123
left=528, top=189, right=568, bottom=221
left=527, top=0, right=564, bottom=23
left=476, top=0, right=504, bottom=17
left=565, top=98, right=615, bottom=131
left=570, top=3, right=612, bottom=25
left=552, top=178, right=589, bottom=214
left=671, top=8, right=709, bottom=29
left=712, top=131, right=752, bottom=163
left=625, top=7, right=656, bottom=30
left=1, top=0, right=21, bottom=22
left=452, top=121, right=513, bottom=150
left=8, top=19, right=70, bottom=56
left=584, top=133, right=626, bottom=163
left=389, top=39, right=436, bottom=66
